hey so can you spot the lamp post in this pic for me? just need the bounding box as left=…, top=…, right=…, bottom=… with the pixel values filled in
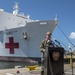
left=69, top=45, right=73, bottom=75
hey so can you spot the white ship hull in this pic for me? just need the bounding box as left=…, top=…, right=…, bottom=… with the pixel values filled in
left=0, top=6, right=58, bottom=63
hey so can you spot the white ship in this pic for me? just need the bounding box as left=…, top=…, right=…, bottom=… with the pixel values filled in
left=0, top=3, right=58, bottom=63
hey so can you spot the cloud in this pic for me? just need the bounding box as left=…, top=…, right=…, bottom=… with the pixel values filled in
left=69, top=32, right=75, bottom=39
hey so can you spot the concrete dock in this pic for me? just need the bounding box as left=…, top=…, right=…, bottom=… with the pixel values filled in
left=0, top=63, right=75, bottom=75
left=0, top=66, right=41, bottom=75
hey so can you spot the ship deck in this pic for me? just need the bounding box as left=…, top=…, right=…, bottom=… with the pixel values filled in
left=0, top=63, right=75, bottom=75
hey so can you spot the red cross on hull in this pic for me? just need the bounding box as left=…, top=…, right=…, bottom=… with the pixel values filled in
left=5, top=37, right=19, bottom=54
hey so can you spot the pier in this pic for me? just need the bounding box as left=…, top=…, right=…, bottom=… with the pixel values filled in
left=0, top=66, right=41, bottom=75
left=0, top=63, right=75, bottom=75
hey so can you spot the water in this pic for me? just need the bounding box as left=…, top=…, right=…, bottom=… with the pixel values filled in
left=0, top=61, right=38, bottom=69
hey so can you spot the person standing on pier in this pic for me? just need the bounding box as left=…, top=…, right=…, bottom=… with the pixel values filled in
left=40, top=31, right=54, bottom=75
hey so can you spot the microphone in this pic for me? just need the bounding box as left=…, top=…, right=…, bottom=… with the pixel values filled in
left=55, top=39, right=61, bottom=47
left=55, top=39, right=60, bottom=44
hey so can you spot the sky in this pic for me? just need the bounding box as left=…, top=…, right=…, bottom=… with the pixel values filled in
left=0, top=0, right=75, bottom=51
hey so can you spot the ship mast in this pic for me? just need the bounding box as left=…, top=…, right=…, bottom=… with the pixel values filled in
left=13, top=2, right=19, bottom=15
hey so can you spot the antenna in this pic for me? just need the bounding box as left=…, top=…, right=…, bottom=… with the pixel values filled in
left=54, top=10, right=59, bottom=25
left=13, top=2, right=19, bottom=9
left=13, top=2, right=19, bottom=15
left=55, top=10, right=59, bottom=21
